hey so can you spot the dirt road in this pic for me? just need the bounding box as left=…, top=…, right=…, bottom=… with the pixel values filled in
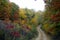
left=32, top=25, right=51, bottom=40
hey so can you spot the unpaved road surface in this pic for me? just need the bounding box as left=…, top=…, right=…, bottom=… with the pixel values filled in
left=32, top=25, right=51, bottom=40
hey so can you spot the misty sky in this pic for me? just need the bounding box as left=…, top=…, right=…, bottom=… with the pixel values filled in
left=10, top=0, right=45, bottom=11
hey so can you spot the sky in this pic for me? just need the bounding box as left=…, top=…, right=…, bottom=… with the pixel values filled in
left=10, top=0, right=45, bottom=11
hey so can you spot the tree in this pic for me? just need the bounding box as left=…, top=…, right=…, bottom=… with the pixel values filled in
left=10, top=2, right=19, bottom=20
left=42, top=0, right=60, bottom=36
left=0, top=0, right=10, bottom=20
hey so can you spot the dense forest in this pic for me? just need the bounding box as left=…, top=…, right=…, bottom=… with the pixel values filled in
left=0, top=0, right=42, bottom=40
left=0, top=0, right=60, bottom=40
left=41, top=0, right=60, bottom=40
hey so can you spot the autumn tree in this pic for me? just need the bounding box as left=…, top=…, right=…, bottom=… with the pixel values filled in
left=42, top=0, right=60, bottom=37
left=0, top=0, right=10, bottom=20
left=10, top=2, right=20, bottom=20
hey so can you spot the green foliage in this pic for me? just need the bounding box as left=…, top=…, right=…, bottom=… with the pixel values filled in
left=10, top=2, right=19, bottom=20
left=41, top=0, right=60, bottom=36
left=0, top=0, right=41, bottom=40
left=10, top=2, right=19, bottom=16
left=0, top=0, right=10, bottom=19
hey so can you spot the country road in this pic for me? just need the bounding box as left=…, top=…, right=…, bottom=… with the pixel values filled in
left=32, top=25, right=51, bottom=40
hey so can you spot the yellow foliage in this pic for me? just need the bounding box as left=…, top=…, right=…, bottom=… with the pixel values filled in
left=19, top=9, right=27, bottom=18
left=43, top=23, right=56, bottom=35
left=21, top=20, right=27, bottom=24
left=27, top=25, right=31, bottom=29
left=31, top=16, right=38, bottom=25
left=43, top=23, right=50, bottom=32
